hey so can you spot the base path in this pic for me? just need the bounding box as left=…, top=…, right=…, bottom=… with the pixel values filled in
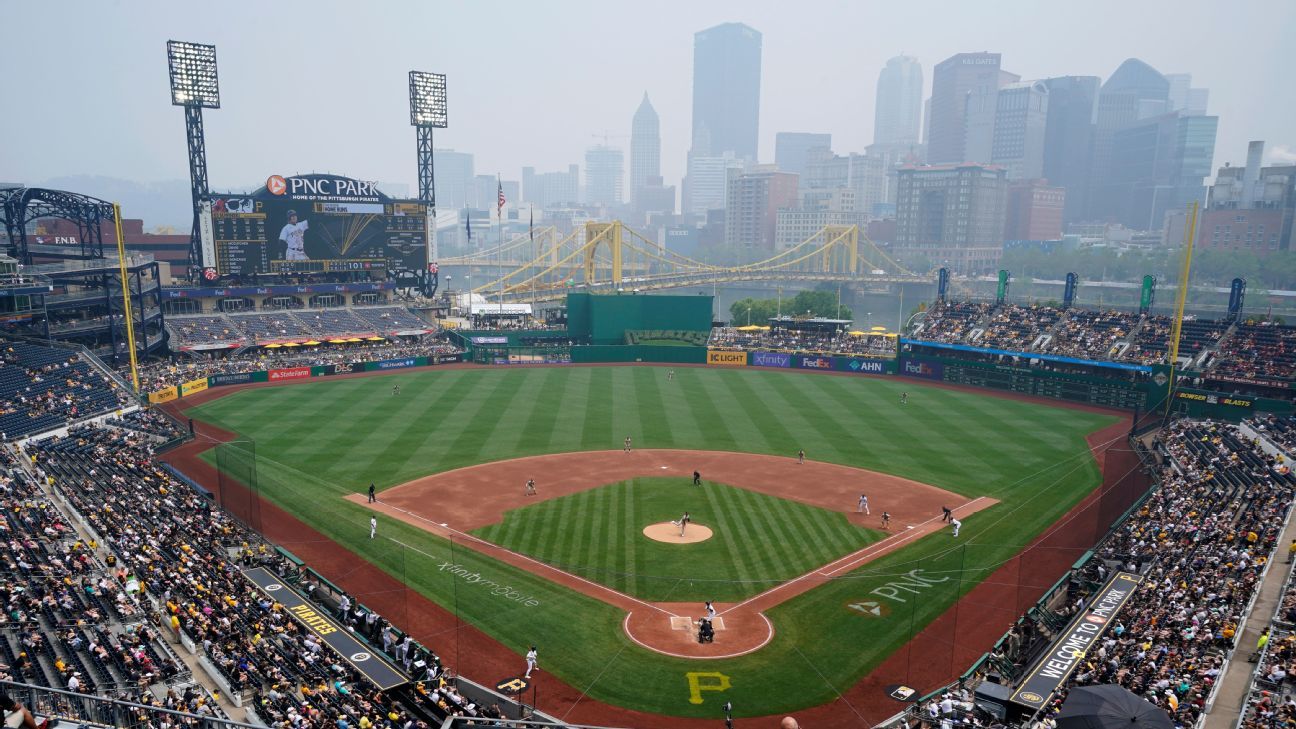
left=349, top=449, right=996, bottom=659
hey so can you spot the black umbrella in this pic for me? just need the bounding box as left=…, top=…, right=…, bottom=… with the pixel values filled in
left=1055, top=685, right=1174, bottom=729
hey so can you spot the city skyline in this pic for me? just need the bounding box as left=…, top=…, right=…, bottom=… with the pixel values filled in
left=1, top=1, right=1291, bottom=201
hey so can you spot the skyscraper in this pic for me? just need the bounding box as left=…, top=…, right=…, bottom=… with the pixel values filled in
left=630, top=93, right=661, bottom=209
left=927, top=52, right=1007, bottom=164
left=1041, top=76, right=1100, bottom=223
left=584, top=146, right=624, bottom=207
left=690, top=22, right=762, bottom=161
left=874, top=55, right=924, bottom=147
left=894, top=163, right=1009, bottom=273
left=432, top=149, right=474, bottom=210
left=774, top=132, right=832, bottom=176
left=1105, top=111, right=1218, bottom=230
left=1087, top=58, right=1170, bottom=220
left=991, top=81, right=1050, bottom=180
left=724, top=169, right=800, bottom=250
left=522, top=165, right=580, bottom=209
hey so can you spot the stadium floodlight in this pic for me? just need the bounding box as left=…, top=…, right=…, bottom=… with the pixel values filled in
left=167, top=41, right=220, bottom=108
left=410, top=71, right=447, bottom=297
left=408, top=71, right=448, bottom=128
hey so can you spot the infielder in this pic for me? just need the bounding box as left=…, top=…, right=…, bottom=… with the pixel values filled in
left=797, top=449, right=805, bottom=465
left=525, top=646, right=539, bottom=678
left=950, top=517, right=962, bottom=537
left=881, top=511, right=891, bottom=530
left=279, top=209, right=310, bottom=261
left=525, top=479, right=537, bottom=496
left=369, top=516, right=377, bottom=539
left=858, top=494, right=870, bottom=514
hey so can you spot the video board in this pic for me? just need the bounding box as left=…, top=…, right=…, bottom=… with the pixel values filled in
left=209, top=174, right=427, bottom=277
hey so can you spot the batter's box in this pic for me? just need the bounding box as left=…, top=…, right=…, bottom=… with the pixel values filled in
left=670, top=616, right=726, bottom=631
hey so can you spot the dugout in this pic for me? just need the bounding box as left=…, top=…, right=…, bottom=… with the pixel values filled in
left=566, top=292, right=712, bottom=345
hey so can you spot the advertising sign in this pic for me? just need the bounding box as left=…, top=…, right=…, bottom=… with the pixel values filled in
left=751, top=351, right=791, bottom=368
left=1009, top=572, right=1143, bottom=710
left=470, top=336, right=510, bottom=345
left=837, top=358, right=887, bottom=374
left=368, top=358, right=419, bottom=371
left=707, top=350, right=748, bottom=366
left=180, top=378, right=209, bottom=397
left=209, top=173, right=427, bottom=277
left=1176, top=390, right=1254, bottom=409
left=209, top=371, right=261, bottom=387
left=798, top=356, right=833, bottom=370
left=268, top=366, right=311, bottom=382
left=901, top=359, right=944, bottom=380
left=148, top=386, right=178, bottom=404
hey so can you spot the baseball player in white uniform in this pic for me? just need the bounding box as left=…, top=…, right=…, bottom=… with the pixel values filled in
left=525, top=646, right=538, bottom=678
left=858, top=494, right=870, bottom=514
left=950, top=518, right=962, bottom=538
left=370, top=516, right=377, bottom=539
left=279, top=210, right=310, bottom=261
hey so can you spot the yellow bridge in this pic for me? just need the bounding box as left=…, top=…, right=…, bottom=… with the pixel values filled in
left=439, top=221, right=930, bottom=302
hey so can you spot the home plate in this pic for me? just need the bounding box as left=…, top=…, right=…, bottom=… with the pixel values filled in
left=670, top=616, right=726, bottom=631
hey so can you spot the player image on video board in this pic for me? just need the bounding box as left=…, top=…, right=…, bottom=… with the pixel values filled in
left=277, top=208, right=310, bottom=261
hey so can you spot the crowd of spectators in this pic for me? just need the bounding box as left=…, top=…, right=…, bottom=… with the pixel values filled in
left=167, top=307, right=434, bottom=349
left=977, top=304, right=1063, bottom=351
left=0, top=342, right=132, bottom=439
left=16, top=423, right=490, bottom=726
left=913, top=301, right=994, bottom=344
left=129, top=339, right=463, bottom=393
left=910, top=419, right=1296, bottom=729
left=1248, top=415, right=1296, bottom=454
left=1042, top=310, right=1140, bottom=361
left=1212, top=323, right=1296, bottom=381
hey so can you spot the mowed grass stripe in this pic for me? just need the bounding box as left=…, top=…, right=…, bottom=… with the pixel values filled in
left=717, top=372, right=798, bottom=455
left=580, top=369, right=615, bottom=448
left=697, top=483, right=758, bottom=586
left=623, top=480, right=638, bottom=595
left=631, top=369, right=672, bottom=445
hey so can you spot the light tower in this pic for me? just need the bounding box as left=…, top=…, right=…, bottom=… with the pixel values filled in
left=409, top=71, right=448, bottom=297
left=166, top=40, right=220, bottom=282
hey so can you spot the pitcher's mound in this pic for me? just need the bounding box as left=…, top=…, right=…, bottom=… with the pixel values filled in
left=643, top=522, right=713, bottom=544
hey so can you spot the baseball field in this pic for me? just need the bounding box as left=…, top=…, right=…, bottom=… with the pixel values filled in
left=180, top=365, right=1121, bottom=721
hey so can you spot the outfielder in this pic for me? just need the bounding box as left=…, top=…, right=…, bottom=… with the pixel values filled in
left=624, top=436, right=632, bottom=453
left=797, top=449, right=805, bottom=465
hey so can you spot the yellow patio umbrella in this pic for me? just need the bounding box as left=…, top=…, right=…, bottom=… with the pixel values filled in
left=847, top=330, right=866, bottom=336
left=366, top=336, right=386, bottom=341
left=263, top=343, right=282, bottom=349
left=281, top=342, right=300, bottom=347
left=871, top=325, right=887, bottom=331
left=346, top=338, right=363, bottom=342
left=736, top=325, right=763, bottom=331
left=328, top=339, right=347, bottom=344
left=302, top=341, right=322, bottom=346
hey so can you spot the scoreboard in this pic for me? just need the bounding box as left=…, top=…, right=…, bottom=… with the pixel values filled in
left=209, top=174, right=427, bottom=277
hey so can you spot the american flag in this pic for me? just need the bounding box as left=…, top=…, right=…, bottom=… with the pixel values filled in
left=496, top=177, right=506, bottom=213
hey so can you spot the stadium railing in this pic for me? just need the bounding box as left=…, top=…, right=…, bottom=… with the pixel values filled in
left=0, top=679, right=251, bottom=729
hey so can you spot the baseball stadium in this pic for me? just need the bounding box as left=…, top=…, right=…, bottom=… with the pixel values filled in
left=2, top=24, right=1295, bottom=729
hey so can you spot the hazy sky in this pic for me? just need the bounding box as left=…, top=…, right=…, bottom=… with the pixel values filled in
left=3, top=0, right=1293, bottom=196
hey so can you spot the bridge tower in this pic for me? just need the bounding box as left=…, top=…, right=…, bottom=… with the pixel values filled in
left=584, top=221, right=624, bottom=286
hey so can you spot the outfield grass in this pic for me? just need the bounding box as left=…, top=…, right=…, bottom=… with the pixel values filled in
left=474, top=477, right=884, bottom=602
left=189, top=366, right=1119, bottom=718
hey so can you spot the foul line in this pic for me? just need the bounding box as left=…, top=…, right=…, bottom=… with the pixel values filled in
left=373, top=499, right=676, bottom=617
left=621, top=612, right=776, bottom=660
left=722, top=496, right=992, bottom=615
